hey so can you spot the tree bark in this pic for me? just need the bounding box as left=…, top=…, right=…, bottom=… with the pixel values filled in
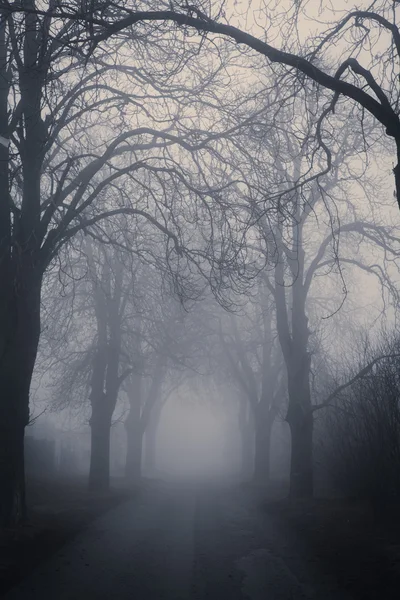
left=253, top=413, right=273, bottom=485
left=238, top=400, right=254, bottom=480
left=274, top=230, right=314, bottom=499
left=144, top=400, right=162, bottom=476
left=86, top=247, right=125, bottom=492
left=125, top=375, right=143, bottom=484
left=288, top=410, right=313, bottom=499
left=125, top=422, right=143, bottom=483
left=0, top=417, right=26, bottom=528
left=0, top=274, right=42, bottom=527
left=89, top=401, right=112, bottom=492
left=287, top=363, right=314, bottom=499
left=0, top=7, right=44, bottom=525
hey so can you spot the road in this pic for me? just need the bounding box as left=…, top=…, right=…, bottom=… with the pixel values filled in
left=3, top=480, right=352, bottom=599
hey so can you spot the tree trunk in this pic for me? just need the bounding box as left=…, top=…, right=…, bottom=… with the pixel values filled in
left=89, top=402, right=112, bottom=492
left=124, top=373, right=143, bottom=483
left=253, top=414, right=273, bottom=485
left=125, top=398, right=143, bottom=483
left=238, top=400, right=254, bottom=480
left=125, top=422, right=143, bottom=483
left=287, top=395, right=313, bottom=499
left=284, top=324, right=314, bottom=499
left=0, top=416, right=26, bottom=528
left=0, top=274, right=42, bottom=527
left=144, top=401, right=162, bottom=476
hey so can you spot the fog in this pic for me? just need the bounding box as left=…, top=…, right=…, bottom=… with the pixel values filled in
left=155, top=399, right=231, bottom=478
left=2, top=1, right=400, bottom=598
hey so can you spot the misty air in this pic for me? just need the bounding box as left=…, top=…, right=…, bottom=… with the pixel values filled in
left=1, top=1, right=400, bottom=599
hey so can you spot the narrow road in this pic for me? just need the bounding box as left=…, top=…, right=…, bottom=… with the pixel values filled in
left=4, top=480, right=352, bottom=599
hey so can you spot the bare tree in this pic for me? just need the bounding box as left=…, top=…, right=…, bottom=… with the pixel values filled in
left=0, top=3, right=257, bottom=525
left=3, top=0, right=400, bottom=526
left=35, top=1, right=400, bottom=208
left=123, top=297, right=191, bottom=483
left=240, top=94, right=400, bottom=497
left=219, top=285, right=284, bottom=485
left=85, top=240, right=135, bottom=491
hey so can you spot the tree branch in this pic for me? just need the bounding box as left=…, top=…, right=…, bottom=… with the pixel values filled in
left=312, top=353, right=400, bottom=412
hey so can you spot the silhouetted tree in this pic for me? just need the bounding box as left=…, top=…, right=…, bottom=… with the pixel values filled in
left=220, top=287, right=284, bottom=485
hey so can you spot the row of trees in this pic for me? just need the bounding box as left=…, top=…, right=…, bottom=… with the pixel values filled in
left=0, top=0, right=255, bottom=524
left=1, top=0, right=400, bottom=527
left=39, top=237, right=206, bottom=489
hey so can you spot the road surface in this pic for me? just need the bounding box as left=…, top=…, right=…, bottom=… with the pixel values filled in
left=3, top=480, right=352, bottom=599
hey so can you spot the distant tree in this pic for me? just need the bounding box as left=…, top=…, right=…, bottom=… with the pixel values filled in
left=84, top=241, right=134, bottom=491
left=123, top=298, right=192, bottom=483
left=44, top=244, right=220, bottom=487
left=166, top=70, right=400, bottom=495
left=241, top=95, right=400, bottom=497
left=124, top=365, right=166, bottom=483
left=219, top=285, right=285, bottom=485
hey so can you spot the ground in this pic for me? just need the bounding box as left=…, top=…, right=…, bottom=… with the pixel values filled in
left=5, top=477, right=398, bottom=599
left=2, top=478, right=400, bottom=599
left=0, top=476, right=130, bottom=597
left=266, top=496, right=400, bottom=600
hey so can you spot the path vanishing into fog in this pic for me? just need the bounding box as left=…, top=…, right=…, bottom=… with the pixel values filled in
left=4, top=480, right=353, bottom=600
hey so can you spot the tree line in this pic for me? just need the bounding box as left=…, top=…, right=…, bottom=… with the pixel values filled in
left=1, top=0, right=400, bottom=528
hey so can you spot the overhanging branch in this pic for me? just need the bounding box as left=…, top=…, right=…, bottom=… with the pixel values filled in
left=312, top=353, right=400, bottom=413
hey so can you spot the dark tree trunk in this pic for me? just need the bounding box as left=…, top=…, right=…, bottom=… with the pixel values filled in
left=125, top=422, right=143, bottom=483
left=288, top=409, right=313, bottom=498
left=287, top=361, right=314, bottom=498
left=144, top=401, right=162, bottom=476
left=238, top=400, right=254, bottom=480
left=125, top=378, right=143, bottom=483
left=253, top=414, right=273, bottom=485
left=241, top=426, right=254, bottom=480
left=124, top=373, right=144, bottom=483
left=89, top=402, right=112, bottom=492
left=141, top=367, right=165, bottom=477
left=285, top=289, right=314, bottom=499
left=0, top=274, right=42, bottom=527
left=0, top=416, right=26, bottom=527
left=0, top=1, right=54, bottom=529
